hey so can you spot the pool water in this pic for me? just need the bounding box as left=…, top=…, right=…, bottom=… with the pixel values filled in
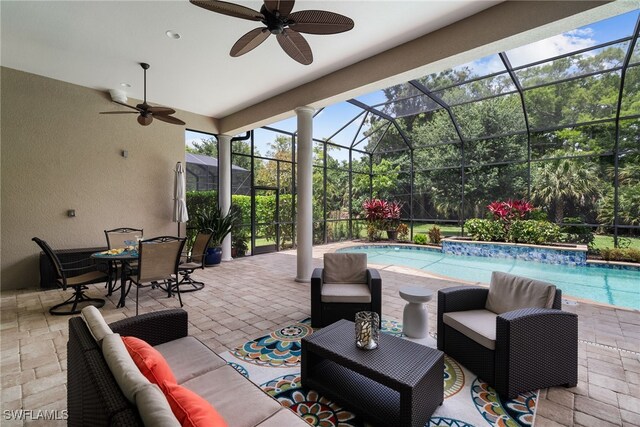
left=338, top=246, right=640, bottom=310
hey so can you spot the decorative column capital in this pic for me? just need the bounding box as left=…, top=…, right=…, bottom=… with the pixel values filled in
left=217, top=134, right=232, bottom=141
left=295, top=106, right=315, bottom=115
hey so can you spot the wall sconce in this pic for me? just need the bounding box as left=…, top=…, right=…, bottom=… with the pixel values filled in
left=67, top=210, right=76, bottom=217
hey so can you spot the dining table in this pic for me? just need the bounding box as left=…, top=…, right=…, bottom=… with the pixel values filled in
left=91, top=249, right=138, bottom=308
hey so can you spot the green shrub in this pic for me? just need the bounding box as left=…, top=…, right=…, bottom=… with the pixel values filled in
left=413, top=234, right=427, bottom=245
left=561, top=217, right=594, bottom=246
left=508, top=220, right=561, bottom=244
left=600, top=247, right=640, bottom=263
left=427, top=225, right=442, bottom=244
left=465, top=219, right=504, bottom=241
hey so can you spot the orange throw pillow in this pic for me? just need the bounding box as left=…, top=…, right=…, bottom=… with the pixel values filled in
left=121, top=336, right=177, bottom=386
left=161, top=380, right=228, bottom=427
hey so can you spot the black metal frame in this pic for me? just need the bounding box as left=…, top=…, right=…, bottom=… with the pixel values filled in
left=189, top=12, right=640, bottom=253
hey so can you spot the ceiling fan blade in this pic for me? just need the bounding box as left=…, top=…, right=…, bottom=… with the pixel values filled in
left=99, top=111, right=139, bottom=114
left=112, top=100, right=142, bottom=111
left=153, top=114, right=186, bottom=126
left=137, top=114, right=153, bottom=126
left=276, top=30, right=312, bottom=65
left=230, top=28, right=270, bottom=57
left=288, top=10, right=354, bottom=34
left=263, top=0, right=294, bottom=18
left=147, top=106, right=176, bottom=115
left=189, top=0, right=263, bottom=21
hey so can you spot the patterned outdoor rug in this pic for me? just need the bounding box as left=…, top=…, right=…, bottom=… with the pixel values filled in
left=219, top=319, right=538, bottom=427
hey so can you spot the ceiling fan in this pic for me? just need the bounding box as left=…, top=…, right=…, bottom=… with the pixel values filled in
left=190, top=0, right=354, bottom=65
left=100, top=63, right=185, bottom=126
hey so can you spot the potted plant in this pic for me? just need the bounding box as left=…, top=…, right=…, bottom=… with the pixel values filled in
left=384, top=201, right=403, bottom=241
left=231, top=230, right=249, bottom=258
left=198, top=206, right=236, bottom=265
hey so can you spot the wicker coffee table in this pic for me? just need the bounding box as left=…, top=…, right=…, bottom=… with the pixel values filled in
left=301, top=319, right=444, bottom=427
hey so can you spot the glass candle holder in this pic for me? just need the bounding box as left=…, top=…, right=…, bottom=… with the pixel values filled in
left=355, top=311, right=379, bottom=350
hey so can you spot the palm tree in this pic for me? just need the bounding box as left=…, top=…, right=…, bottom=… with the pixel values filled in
left=531, top=157, right=601, bottom=224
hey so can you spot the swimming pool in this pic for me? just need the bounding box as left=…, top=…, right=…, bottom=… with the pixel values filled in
left=337, top=245, right=640, bottom=310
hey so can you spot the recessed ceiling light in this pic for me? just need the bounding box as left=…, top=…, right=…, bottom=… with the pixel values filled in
left=166, top=30, right=181, bottom=40
left=120, top=83, right=131, bottom=88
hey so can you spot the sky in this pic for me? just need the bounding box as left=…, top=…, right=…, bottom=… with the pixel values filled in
left=187, top=9, right=640, bottom=162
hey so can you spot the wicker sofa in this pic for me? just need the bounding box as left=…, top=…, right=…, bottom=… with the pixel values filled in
left=68, top=308, right=308, bottom=426
left=437, top=272, right=578, bottom=398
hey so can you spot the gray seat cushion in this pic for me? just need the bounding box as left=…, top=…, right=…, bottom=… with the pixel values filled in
left=485, top=272, right=556, bottom=314
left=154, top=336, right=227, bottom=384
left=182, top=365, right=283, bottom=427
left=324, top=253, right=367, bottom=283
left=321, top=283, right=371, bottom=303
left=443, top=309, right=498, bottom=350
left=257, top=408, right=307, bottom=426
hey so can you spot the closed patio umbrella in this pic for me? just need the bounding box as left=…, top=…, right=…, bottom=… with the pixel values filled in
left=173, top=161, right=189, bottom=236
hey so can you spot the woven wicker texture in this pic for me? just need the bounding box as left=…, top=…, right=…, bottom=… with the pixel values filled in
left=68, top=317, right=141, bottom=426
left=302, top=319, right=443, bottom=427
left=109, top=309, right=188, bottom=346
left=311, top=267, right=382, bottom=328
left=437, top=285, right=578, bottom=399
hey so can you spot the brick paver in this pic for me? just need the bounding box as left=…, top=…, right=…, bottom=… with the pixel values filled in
left=1, top=242, right=638, bottom=426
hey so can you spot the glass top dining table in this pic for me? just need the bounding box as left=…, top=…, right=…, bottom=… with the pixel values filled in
left=91, top=250, right=138, bottom=308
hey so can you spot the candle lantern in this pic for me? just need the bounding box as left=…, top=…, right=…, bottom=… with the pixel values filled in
left=355, top=311, right=380, bottom=350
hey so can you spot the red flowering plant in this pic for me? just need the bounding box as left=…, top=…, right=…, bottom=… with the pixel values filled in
left=363, top=198, right=387, bottom=240
left=384, top=201, right=403, bottom=230
left=487, top=199, right=534, bottom=234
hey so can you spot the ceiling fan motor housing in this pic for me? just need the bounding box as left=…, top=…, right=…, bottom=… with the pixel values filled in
left=260, top=5, right=287, bottom=34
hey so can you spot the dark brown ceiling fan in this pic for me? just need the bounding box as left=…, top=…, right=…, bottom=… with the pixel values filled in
left=190, top=0, right=354, bottom=65
left=100, top=63, right=185, bottom=126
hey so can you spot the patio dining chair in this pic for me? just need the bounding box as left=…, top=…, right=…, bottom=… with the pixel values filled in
left=32, top=237, right=107, bottom=315
left=174, top=229, right=213, bottom=293
left=124, top=236, right=185, bottom=315
left=104, top=227, right=143, bottom=295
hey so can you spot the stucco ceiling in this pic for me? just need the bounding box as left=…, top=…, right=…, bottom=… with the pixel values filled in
left=0, top=0, right=502, bottom=119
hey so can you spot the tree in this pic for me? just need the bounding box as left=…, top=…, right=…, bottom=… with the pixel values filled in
left=531, top=156, right=601, bottom=224
left=187, top=137, right=217, bottom=157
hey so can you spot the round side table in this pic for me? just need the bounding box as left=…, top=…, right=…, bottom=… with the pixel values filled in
left=399, top=287, right=434, bottom=338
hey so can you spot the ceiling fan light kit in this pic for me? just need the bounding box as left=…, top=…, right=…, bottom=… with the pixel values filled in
left=190, top=0, right=354, bottom=65
left=100, top=62, right=185, bottom=127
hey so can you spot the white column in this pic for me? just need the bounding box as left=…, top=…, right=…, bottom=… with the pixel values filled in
left=218, top=134, right=233, bottom=262
left=295, top=106, right=314, bottom=282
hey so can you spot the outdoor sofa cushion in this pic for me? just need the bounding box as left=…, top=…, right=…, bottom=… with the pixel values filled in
left=81, top=305, right=113, bottom=343
left=323, top=253, right=367, bottom=283
left=136, top=384, right=181, bottom=427
left=442, top=309, right=498, bottom=350
left=122, top=336, right=177, bottom=385
left=181, top=365, right=283, bottom=427
left=154, top=336, right=228, bottom=384
left=256, top=409, right=310, bottom=426
left=102, top=333, right=152, bottom=403
left=161, top=380, right=228, bottom=427
left=485, top=271, right=556, bottom=314
left=321, top=283, right=372, bottom=303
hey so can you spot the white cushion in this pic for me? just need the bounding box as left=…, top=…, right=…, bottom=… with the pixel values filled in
left=154, top=337, right=227, bottom=384
left=101, top=334, right=151, bottom=404
left=136, top=383, right=180, bottom=427
left=321, top=283, right=371, bottom=303
left=443, top=309, right=497, bottom=350
left=81, top=306, right=113, bottom=343
left=485, top=272, right=556, bottom=314
left=324, top=253, right=367, bottom=284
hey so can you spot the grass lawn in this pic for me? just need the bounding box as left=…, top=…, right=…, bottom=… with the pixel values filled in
left=592, top=235, right=640, bottom=250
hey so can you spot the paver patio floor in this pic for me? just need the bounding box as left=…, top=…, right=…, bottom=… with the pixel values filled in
left=1, top=242, right=639, bottom=426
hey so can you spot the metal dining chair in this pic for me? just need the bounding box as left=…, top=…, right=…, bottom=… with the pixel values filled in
left=124, top=236, right=186, bottom=315
left=175, top=229, right=213, bottom=293
left=32, top=237, right=107, bottom=315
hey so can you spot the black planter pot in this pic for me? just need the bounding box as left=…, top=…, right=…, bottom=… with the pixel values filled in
left=387, top=230, right=398, bottom=241
left=205, top=247, right=223, bottom=266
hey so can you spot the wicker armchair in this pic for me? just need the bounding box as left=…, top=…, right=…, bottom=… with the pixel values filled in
left=437, top=272, right=578, bottom=398
left=311, top=253, right=382, bottom=328
left=125, top=236, right=186, bottom=315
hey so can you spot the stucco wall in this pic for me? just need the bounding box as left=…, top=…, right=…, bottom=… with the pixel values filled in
left=0, top=67, right=217, bottom=290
